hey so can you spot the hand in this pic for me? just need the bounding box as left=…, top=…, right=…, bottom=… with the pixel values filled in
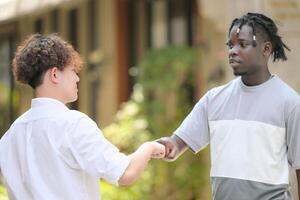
left=156, top=137, right=179, bottom=161
left=150, top=142, right=166, bottom=159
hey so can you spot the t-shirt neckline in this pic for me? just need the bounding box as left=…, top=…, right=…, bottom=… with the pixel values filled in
left=239, top=74, right=276, bottom=92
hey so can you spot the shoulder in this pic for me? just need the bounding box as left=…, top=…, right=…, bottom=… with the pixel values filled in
left=192, top=79, right=238, bottom=110
left=61, top=110, right=96, bottom=127
left=271, top=77, right=300, bottom=117
left=205, top=78, right=239, bottom=100
left=273, top=76, right=300, bottom=103
left=68, top=110, right=89, bottom=119
left=10, top=110, right=31, bottom=127
left=12, top=108, right=95, bottom=130
left=66, top=110, right=100, bottom=130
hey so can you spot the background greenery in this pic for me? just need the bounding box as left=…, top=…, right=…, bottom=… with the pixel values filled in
left=102, top=46, right=211, bottom=199
left=0, top=46, right=211, bottom=199
left=0, top=185, right=8, bottom=200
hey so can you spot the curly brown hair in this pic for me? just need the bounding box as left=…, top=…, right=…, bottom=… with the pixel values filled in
left=12, top=34, right=83, bottom=88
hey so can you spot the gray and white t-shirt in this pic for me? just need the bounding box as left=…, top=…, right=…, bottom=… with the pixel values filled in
left=175, top=75, right=300, bottom=200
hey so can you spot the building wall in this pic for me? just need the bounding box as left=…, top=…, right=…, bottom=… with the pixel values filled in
left=0, top=0, right=126, bottom=127
left=200, top=0, right=300, bottom=92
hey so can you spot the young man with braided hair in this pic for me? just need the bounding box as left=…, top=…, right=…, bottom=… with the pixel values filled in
left=158, top=12, right=300, bottom=199
left=0, top=34, right=165, bottom=199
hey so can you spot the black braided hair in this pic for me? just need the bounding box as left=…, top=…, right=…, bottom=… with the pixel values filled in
left=228, top=12, right=290, bottom=62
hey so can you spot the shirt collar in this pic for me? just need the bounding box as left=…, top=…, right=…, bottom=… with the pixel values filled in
left=31, top=97, right=69, bottom=111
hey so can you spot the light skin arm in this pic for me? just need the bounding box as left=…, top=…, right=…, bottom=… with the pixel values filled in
left=157, top=134, right=188, bottom=161
left=118, top=141, right=165, bottom=186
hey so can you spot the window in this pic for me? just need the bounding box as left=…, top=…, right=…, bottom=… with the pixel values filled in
left=145, top=0, right=195, bottom=47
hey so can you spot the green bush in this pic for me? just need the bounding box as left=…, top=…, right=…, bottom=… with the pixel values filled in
left=101, top=85, right=156, bottom=199
left=0, top=184, right=8, bottom=200
left=102, top=46, right=211, bottom=199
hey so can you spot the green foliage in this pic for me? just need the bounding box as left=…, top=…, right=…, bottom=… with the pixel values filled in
left=138, top=45, right=197, bottom=136
left=137, top=46, right=210, bottom=199
left=103, top=86, right=150, bottom=153
left=101, top=166, right=153, bottom=200
left=0, top=83, right=10, bottom=136
left=101, top=86, right=156, bottom=200
left=138, top=45, right=196, bottom=90
left=0, top=184, right=8, bottom=200
left=102, top=46, right=211, bottom=199
left=0, top=83, right=20, bottom=137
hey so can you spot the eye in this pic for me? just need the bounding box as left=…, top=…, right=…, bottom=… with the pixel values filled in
left=239, top=41, right=252, bottom=48
left=240, top=41, right=247, bottom=48
left=226, top=42, right=233, bottom=49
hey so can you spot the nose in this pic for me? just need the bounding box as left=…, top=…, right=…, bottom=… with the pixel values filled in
left=229, top=45, right=238, bottom=58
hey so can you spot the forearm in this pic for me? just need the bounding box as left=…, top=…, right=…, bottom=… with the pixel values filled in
left=118, top=142, right=153, bottom=186
left=171, top=134, right=188, bottom=155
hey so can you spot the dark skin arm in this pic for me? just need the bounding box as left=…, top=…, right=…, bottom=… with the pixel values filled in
left=297, top=169, right=300, bottom=198
left=157, top=134, right=188, bottom=161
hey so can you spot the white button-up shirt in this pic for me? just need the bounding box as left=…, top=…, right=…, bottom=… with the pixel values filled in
left=0, top=98, right=130, bottom=200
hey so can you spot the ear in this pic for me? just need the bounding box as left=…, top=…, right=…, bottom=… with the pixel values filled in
left=49, top=67, right=60, bottom=84
left=262, top=41, right=272, bottom=57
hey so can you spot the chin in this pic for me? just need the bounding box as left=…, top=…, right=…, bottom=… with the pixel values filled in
left=233, top=70, right=247, bottom=76
left=233, top=72, right=242, bottom=76
left=66, top=96, right=78, bottom=104
left=71, top=96, right=78, bottom=102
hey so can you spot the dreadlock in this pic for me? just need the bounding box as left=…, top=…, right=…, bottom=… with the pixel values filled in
left=228, top=12, right=290, bottom=62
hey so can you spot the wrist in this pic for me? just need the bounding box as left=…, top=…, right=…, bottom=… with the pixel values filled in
left=140, top=142, right=155, bottom=155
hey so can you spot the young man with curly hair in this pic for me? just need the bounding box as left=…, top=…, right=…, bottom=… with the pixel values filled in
left=158, top=12, right=300, bottom=199
left=0, top=34, right=165, bottom=199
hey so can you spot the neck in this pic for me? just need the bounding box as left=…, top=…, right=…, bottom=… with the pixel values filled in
left=35, top=85, right=66, bottom=104
left=241, top=71, right=271, bottom=86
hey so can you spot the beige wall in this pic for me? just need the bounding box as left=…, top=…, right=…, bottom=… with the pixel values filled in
left=200, top=0, right=300, bottom=92
left=4, top=0, right=121, bottom=127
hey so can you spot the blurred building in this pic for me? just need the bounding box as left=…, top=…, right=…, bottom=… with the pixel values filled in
left=0, top=0, right=299, bottom=199
left=0, top=0, right=298, bottom=140
left=1, top=0, right=299, bottom=129
left=0, top=0, right=201, bottom=131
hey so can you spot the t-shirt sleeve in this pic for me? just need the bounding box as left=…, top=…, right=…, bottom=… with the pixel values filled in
left=174, top=92, right=210, bottom=153
left=286, top=103, right=300, bottom=169
left=66, top=116, right=130, bottom=185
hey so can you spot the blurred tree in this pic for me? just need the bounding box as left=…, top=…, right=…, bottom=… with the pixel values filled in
left=137, top=45, right=210, bottom=199
left=103, top=46, right=211, bottom=199
left=101, top=85, right=154, bottom=200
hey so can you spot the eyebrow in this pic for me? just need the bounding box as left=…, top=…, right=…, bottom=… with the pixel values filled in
left=226, top=38, right=251, bottom=44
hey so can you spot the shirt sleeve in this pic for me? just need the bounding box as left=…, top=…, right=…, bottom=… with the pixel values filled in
left=174, top=92, right=210, bottom=153
left=66, top=116, right=130, bottom=185
left=286, top=103, right=300, bottom=169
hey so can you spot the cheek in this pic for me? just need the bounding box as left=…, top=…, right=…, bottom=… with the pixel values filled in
left=241, top=49, right=256, bottom=60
